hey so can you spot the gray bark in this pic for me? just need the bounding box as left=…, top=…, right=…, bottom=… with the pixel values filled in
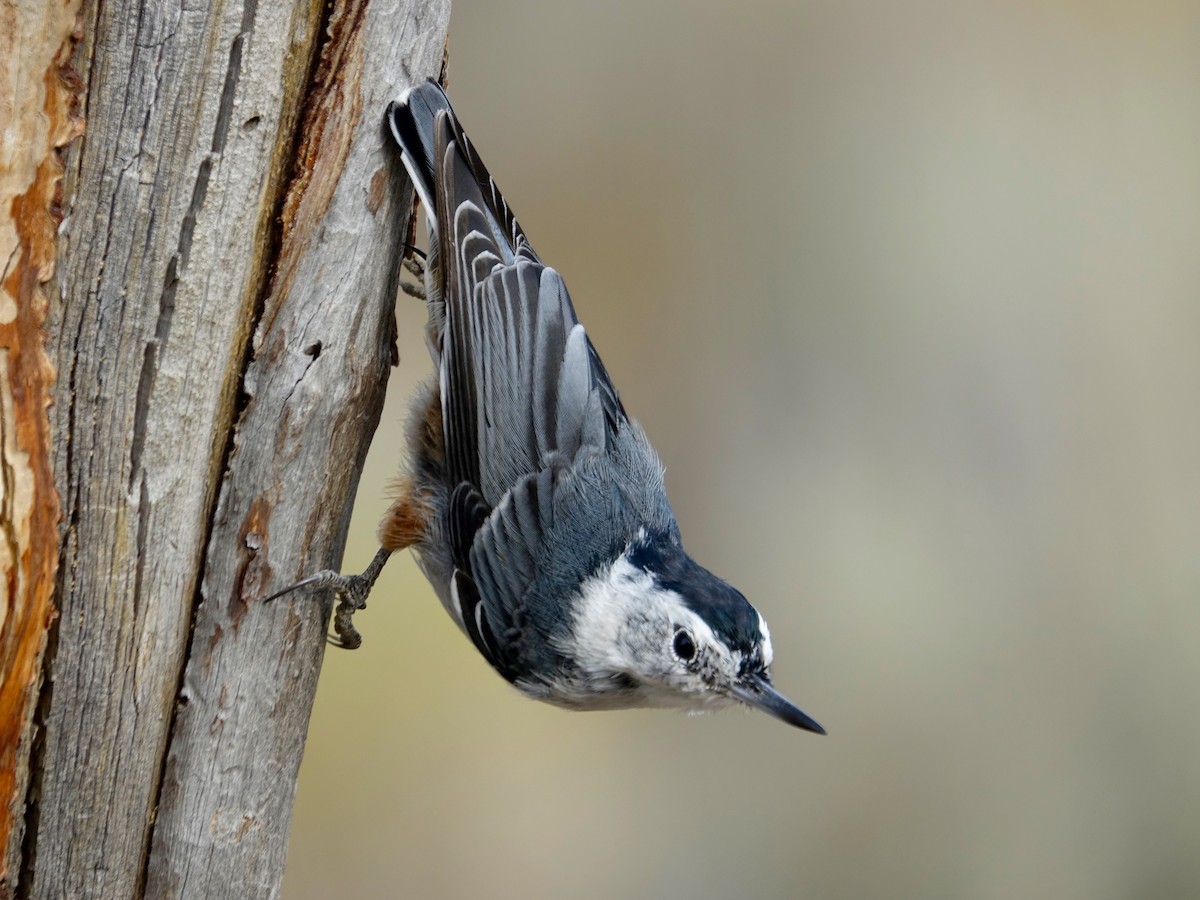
left=29, top=0, right=450, bottom=896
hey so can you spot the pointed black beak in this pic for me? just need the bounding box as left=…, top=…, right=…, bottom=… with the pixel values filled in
left=731, top=674, right=826, bottom=734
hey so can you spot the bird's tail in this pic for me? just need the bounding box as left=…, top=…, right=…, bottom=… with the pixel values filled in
left=386, top=80, right=531, bottom=263
left=386, top=80, right=448, bottom=222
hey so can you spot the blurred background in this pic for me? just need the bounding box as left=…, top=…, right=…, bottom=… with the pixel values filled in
left=283, top=1, right=1200, bottom=897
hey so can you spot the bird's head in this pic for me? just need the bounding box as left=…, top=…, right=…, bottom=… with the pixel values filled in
left=561, top=531, right=824, bottom=734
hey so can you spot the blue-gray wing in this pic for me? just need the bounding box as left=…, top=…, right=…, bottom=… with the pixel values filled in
left=452, top=257, right=619, bottom=502
left=467, top=429, right=677, bottom=676
left=390, top=80, right=622, bottom=507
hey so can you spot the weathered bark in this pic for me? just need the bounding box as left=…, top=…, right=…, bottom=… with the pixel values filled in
left=0, top=0, right=84, bottom=887
left=10, top=0, right=450, bottom=895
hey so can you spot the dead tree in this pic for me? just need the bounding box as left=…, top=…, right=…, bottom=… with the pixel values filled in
left=1, top=0, right=450, bottom=895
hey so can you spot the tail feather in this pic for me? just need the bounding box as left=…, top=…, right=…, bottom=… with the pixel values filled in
left=387, top=80, right=532, bottom=263
left=386, top=81, right=449, bottom=218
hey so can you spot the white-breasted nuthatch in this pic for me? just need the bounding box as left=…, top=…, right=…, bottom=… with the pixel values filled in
left=269, top=81, right=824, bottom=734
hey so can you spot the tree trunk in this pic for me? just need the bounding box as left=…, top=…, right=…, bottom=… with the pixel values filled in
left=2, top=0, right=449, bottom=895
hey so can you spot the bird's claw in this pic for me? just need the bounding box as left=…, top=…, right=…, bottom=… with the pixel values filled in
left=401, top=252, right=426, bottom=300
left=328, top=575, right=369, bottom=650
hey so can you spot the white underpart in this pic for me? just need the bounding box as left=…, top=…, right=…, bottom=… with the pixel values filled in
left=553, top=554, right=744, bottom=712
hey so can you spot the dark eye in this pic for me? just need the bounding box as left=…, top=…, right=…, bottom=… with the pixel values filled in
left=673, top=629, right=696, bottom=661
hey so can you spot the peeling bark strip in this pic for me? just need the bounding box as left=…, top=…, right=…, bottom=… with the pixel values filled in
left=28, top=0, right=449, bottom=896
left=0, top=0, right=85, bottom=886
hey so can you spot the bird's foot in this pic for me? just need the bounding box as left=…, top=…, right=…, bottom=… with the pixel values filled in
left=400, top=246, right=426, bottom=300
left=263, top=547, right=393, bottom=650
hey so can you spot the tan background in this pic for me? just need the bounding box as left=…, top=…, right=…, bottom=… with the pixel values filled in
left=282, top=2, right=1200, bottom=897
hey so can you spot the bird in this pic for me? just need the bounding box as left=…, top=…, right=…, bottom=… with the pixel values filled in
left=267, top=80, right=824, bottom=734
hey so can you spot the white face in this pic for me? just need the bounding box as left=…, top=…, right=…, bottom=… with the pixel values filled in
left=557, top=554, right=774, bottom=713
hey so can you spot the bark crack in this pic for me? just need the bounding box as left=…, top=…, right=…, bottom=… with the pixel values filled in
left=128, top=0, right=253, bottom=492
left=280, top=340, right=323, bottom=411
